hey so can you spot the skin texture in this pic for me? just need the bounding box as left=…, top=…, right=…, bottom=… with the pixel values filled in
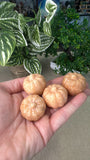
left=20, top=95, right=46, bottom=121
left=43, top=84, right=68, bottom=108
left=23, top=74, right=46, bottom=95
left=62, top=72, right=87, bottom=96
left=0, top=77, right=90, bottom=160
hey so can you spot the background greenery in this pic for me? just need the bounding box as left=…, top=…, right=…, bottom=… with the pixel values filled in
left=45, top=8, right=90, bottom=75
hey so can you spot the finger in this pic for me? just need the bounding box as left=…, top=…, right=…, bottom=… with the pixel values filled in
left=50, top=92, right=87, bottom=132
left=0, top=77, right=25, bottom=94
left=21, top=91, right=28, bottom=98
left=84, top=88, right=90, bottom=96
left=47, top=76, right=64, bottom=86
left=84, top=82, right=90, bottom=96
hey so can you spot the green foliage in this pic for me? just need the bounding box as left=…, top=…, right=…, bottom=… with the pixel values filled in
left=0, top=0, right=57, bottom=74
left=54, top=52, right=90, bottom=75
left=45, top=7, right=90, bottom=75
left=23, top=56, right=42, bottom=74
left=0, top=30, right=16, bottom=66
left=43, top=0, right=57, bottom=36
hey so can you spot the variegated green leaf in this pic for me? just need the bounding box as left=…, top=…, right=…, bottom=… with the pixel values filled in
left=30, top=24, right=41, bottom=47
left=45, top=0, right=57, bottom=13
left=0, top=12, right=26, bottom=33
left=24, top=16, right=35, bottom=23
left=7, top=52, right=24, bottom=66
left=0, top=10, right=18, bottom=18
left=0, top=17, right=19, bottom=31
left=28, top=52, right=38, bottom=56
left=45, top=0, right=57, bottom=23
left=43, top=21, right=51, bottom=36
left=29, top=32, right=54, bottom=53
left=45, top=12, right=53, bottom=22
left=0, top=1, right=16, bottom=15
left=18, top=14, right=26, bottom=33
left=23, top=57, right=42, bottom=74
left=14, top=30, right=27, bottom=47
left=36, top=8, right=41, bottom=26
left=0, top=30, right=16, bottom=66
left=26, top=24, right=31, bottom=41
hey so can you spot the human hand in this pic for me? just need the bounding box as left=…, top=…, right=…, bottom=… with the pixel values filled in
left=0, top=77, right=89, bottom=160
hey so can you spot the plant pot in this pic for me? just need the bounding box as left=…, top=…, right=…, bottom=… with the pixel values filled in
left=50, top=61, right=60, bottom=74
left=8, top=65, right=29, bottom=78
left=50, top=61, right=80, bottom=74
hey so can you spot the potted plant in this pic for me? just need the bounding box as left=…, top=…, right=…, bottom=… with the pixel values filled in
left=45, top=7, right=90, bottom=75
left=0, top=0, right=57, bottom=77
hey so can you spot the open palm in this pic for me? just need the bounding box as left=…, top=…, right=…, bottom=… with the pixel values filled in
left=0, top=77, right=89, bottom=160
